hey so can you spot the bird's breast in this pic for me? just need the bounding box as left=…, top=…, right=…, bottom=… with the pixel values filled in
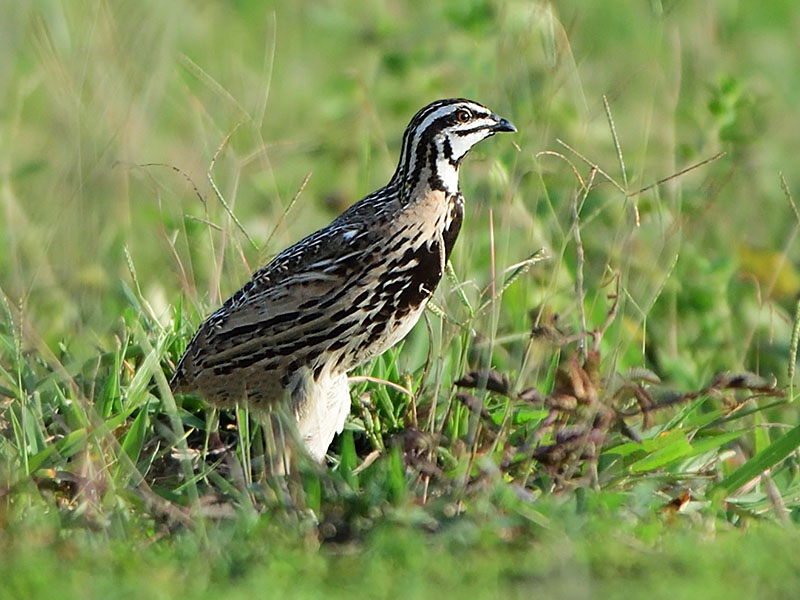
left=339, top=190, right=463, bottom=364
left=390, top=189, right=461, bottom=293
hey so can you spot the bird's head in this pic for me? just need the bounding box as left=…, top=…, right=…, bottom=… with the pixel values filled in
left=393, top=98, right=516, bottom=199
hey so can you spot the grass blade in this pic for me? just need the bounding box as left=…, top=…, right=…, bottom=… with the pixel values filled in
left=715, top=421, right=800, bottom=496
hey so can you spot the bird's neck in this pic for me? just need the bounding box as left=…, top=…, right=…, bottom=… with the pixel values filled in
left=392, top=139, right=461, bottom=204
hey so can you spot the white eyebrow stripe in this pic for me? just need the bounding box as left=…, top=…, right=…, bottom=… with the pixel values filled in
left=417, top=104, right=464, bottom=132
left=415, top=105, right=458, bottom=134
left=414, top=101, right=489, bottom=140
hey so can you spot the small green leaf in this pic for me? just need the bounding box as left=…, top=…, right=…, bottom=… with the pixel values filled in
left=27, top=428, right=88, bottom=472
left=121, top=400, right=150, bottom=464
left=387, top=447, right=406, bottom=504
left=686, top=431, right=744, bottom=456
left=514, top=408, right=549, bottom=425
left=753, top=412, right=770, bottom=455
left=338, top=430, right=358, bottom=489
left=629, top=432, right=692, bottom=473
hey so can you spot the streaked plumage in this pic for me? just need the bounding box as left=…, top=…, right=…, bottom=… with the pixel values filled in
left=171, top=98, right=515, bottom=462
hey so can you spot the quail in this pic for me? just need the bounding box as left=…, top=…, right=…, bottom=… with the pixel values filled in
left=171, top=98, right=516, bottom=463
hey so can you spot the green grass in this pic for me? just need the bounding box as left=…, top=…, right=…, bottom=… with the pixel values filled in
left=4, top=511, right=800, bottom=599
left=3, top=0, right=800, bottom=597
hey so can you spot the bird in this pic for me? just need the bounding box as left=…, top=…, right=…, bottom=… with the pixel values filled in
left=170, top=98, right=516, bottom=466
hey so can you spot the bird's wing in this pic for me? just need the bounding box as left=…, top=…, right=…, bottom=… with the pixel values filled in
left=170, top=223, right=379, bottom=395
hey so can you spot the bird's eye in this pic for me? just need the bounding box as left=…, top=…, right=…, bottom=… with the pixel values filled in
left=456, top=109, right=471, bottom=123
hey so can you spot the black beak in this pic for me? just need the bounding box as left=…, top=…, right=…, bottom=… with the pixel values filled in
left=491, top=115, right=517, bottom=133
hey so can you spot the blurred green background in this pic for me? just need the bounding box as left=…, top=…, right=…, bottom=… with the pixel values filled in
left=4, top=0, right=800, bottom=384
left=3, top=1, right=800, bottom=597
